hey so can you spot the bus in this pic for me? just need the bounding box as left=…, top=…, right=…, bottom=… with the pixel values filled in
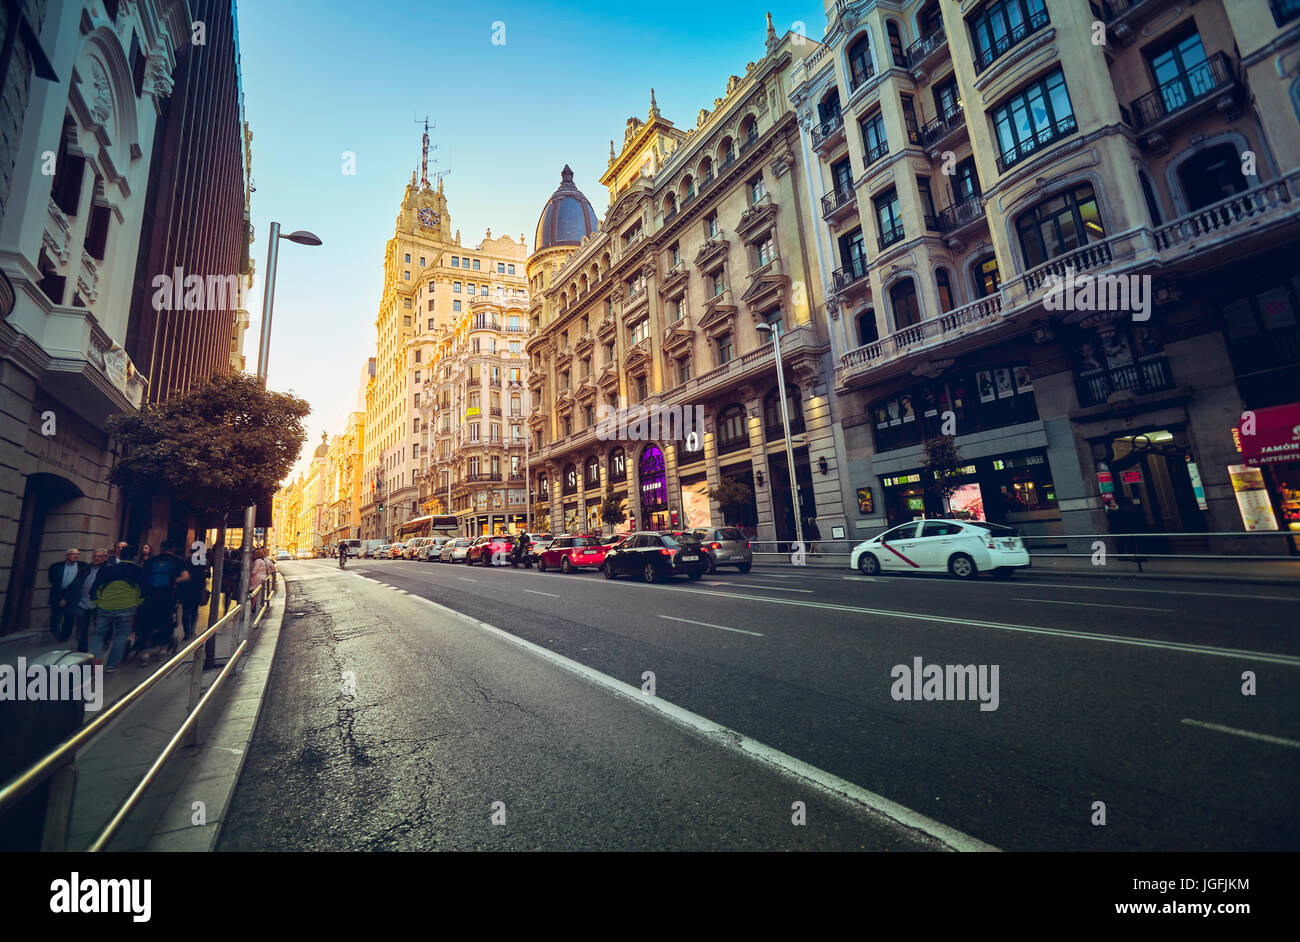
left=396, top=514, right=460, bottom=541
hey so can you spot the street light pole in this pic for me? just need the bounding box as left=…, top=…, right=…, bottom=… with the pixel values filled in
left=237, top=222, right=321, bottom=647
left=758, top=322, right=804, bottom=554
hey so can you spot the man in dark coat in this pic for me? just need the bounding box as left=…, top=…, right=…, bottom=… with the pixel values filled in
left=48, top=548, right=89, bottom=643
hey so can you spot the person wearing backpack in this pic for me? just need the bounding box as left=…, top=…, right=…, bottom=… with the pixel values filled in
left=91, top=545, right=144, bottom=672
left=135, top=541, right=188, bottom=664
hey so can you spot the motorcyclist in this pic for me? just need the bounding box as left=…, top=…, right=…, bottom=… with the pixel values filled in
left=512, top=531, right=532, bottom=568
left=337, top=541, right=348, bottom=568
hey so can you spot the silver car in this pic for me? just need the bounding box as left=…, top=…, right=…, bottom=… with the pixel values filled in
left=439, top=538, right=474, bottom=563
left=421, top=537, right=450, bottom=560
left=687, top=526, right=753, bottom=573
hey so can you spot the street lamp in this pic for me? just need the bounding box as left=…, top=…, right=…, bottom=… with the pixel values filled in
left=756, top=321, right=804, bottom=554
left=238, top=222, right=322, bottom=644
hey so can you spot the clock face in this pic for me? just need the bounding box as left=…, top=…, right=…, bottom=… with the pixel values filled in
left=418, top=207, right=439, bottom=228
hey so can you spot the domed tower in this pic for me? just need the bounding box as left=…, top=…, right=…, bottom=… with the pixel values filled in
left=526, top=164, right=598, bottom=334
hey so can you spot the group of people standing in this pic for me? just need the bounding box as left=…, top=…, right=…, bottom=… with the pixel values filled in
left=46, top=542, right=274, bottom=672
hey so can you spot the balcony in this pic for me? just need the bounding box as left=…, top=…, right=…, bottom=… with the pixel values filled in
left=995, top=114, right=1078, bottom=174
left=821, top=183, right=857, bottom=222
left=877, top=224, right=905, bottom=252
left=974, top=7, right=1050, bottom=74
left=1077, top=356, right=1174, bottom=407
left=832, top=253, right=869, bottom=293
left=464, top=472, right=504, bottom=483
left=839, top=294, right=1004, bottom=381
left=1152, top=168, right=1299, bottom=253
left=1129, top=52, right=1241, bottom=153
left=812, top=112, right=845, bottom=152
left=905, top=29, right=948, bottom=77
left=739, top=131, right=759, bottom=155
left=849, top=62, right=875, bottom=94
left=864, top=139, right=889, bottom=168
left=937, top=195, right=986, bottom=238
left=918, top=107, right=966, bottom=153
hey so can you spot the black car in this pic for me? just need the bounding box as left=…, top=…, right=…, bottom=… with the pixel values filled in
left=602, top=531, right=708, bottom=583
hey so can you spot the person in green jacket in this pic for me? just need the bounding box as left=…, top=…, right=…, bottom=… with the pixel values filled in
left=90, top=544, right=143, bottom=671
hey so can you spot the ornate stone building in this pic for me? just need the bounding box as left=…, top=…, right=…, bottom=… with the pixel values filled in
left=792, top=0, right=1300, bottom=541
left=525, top=19, right=851, bottom=543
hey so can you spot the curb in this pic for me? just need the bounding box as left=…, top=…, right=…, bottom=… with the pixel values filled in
left=142, top=582, right=287, bottom=851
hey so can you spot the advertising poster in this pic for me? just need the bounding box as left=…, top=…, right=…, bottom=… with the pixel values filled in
left=1228, top=464, right=1279, bottom=531
left=947, top=483, right=985, bottom=521
left=1013, top=365, right=1033, bottom=393
left=682, top=480, right=712, bottom=529
left=977, top=370, right=996, bottom=403
left=995, top=367, right=1014, bottom=399
left=856, top=486, right=874, bottom=514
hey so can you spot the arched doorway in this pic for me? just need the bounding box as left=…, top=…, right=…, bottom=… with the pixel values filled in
left=1177, top=142, right=1249, bottom=212
left=2, top=473, right=85, bottom=635
left=638, top=444, right=668, bottom=531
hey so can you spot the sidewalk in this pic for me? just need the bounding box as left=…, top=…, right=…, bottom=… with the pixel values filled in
left=752, top=552, right=1300, bottom=585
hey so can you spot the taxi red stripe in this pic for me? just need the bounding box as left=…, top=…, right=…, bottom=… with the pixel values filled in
left=882, top=543, right=920, bottom=568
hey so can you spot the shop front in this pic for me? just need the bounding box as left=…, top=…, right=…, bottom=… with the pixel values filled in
left=638, top=444, right=669, bottom=531
left=880, top=448, right=1060, bottom=532
left=1233, top=402, right=1300, bottom=532
left=1093, top=429, right=1206, bottom=533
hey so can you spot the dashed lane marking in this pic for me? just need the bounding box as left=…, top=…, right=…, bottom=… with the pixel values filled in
left=1180, top=719, right=1300, bottom=750
left=1010, top=597, right=1175, bottom=613
left=657, top=615, right=763, bottom=637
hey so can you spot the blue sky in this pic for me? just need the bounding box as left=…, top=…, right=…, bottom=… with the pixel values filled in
left=236, top=0, right=828, bottom=479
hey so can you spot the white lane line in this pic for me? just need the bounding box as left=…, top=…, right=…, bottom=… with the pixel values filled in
left=1003, top=582, right=1300, bottom=602
left=1180, top=719, right=1300, bottom=750
left=709, top=583, right=814, bottom=594
left=658, top=614, right=764, bottom=637
left=602, top=582, right=1300, bottom=666
left=1011, top=597, right=1174, bottom=613
left=843, top=575, right=885, bottom=582
left=525, top=589, right=561, bottom=598
left=457, top=577, right=479, bottom=583
left=403, top=592, right=994, bottom=852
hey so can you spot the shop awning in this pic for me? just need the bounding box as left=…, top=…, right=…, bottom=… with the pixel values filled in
left=1241, top=403, right=1300, bottom=467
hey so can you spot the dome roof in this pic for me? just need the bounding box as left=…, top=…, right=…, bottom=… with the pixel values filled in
left=534, top=165, right=597, bottom=253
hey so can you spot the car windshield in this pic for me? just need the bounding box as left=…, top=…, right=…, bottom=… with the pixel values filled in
left=968, top=522, right=1020, bottom=537
left=456, top=539, right=473, bottom=546
left=573, top=537, right=600, bottom=548
left=660, top=535, right=680, bottom=548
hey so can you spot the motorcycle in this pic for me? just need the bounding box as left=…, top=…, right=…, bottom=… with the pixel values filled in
left=509, top=540, right=534, bottom=569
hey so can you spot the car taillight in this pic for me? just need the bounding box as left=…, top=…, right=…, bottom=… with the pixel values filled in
left=986, top=540, right=996, bottom=549
left=710, top=542, right=722, bottom=550
left=660, top=548, right=676, bottom=557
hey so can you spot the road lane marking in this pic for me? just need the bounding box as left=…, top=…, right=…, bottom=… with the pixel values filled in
left=707, top=583, right=814, bottom=594
left=402, top=592, right=995, bottom=852
left=457, top=577, right=479, bottom=583
left=843, top=575, right=885, bottom=582
left=996, top=582, right=1300, bottom=602
left=658, top=615, right=764, bottom=637
left=1180, top=719, right=1300, bottom=750
left=525, top=589, right=560, bottom=598
left=1010, top=597, right=1174, bottom=613
left=603, top=583, right=1300, bottom=666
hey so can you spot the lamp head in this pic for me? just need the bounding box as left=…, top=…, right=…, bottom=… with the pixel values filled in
left=282, top=230, right=323, bottom=246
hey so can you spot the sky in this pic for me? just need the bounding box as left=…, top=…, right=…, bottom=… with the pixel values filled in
left=236, top=0, right=829, bottom=482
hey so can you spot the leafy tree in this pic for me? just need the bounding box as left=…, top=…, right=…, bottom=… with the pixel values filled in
left=923, top=436, right=964, bottom=508
left=709, top=477, right=754, bottom=527
left=600, top=486, right=626, bottom=530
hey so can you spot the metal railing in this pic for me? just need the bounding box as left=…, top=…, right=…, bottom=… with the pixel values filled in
left=974, top=7, right=1050, bottom=74
left=0, top=578, right=276, bottom=851
left=1130, top=52, right=1236, bottom=130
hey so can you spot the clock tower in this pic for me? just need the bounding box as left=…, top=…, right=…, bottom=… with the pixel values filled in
left=398, top=172, right=449, bottom=240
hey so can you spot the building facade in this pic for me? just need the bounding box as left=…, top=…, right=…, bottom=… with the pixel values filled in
left=419, top=294, right=531, bottom=536
left=525, top=19, right=850, bottom=544
left=792, top=0, right=1300, bottom=544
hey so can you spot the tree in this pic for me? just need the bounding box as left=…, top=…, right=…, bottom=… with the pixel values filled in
left=709, top=477, right=754, bottom=527
left=107, top=372, right=309, bottom=666
left=923, top=436, right=964, bottom=512
left=600, top=485, right=626, bottom=532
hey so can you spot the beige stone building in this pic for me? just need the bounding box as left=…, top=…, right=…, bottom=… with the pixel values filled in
left=419, top=294, right=530, bottom=535
left=791, top=0, right=1300, bottom=545
left=524, top=19, right=851, bottom=544
left=359, top=148, right=528, bottom=541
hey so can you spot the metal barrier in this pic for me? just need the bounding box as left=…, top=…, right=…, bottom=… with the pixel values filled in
left=0, top=579, right=275, bottom=851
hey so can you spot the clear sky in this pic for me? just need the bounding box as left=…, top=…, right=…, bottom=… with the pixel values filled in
left=236, top=0, right=828, bottom=481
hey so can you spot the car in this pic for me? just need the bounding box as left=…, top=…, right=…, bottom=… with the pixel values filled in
left=403, top=538, right=429, bottom=559
left=420, top=537, right=450, bottom=560
left=295, top=548, right=312, bottom=559
left=375, top=544, right=393, bottom=558
left=467, top=533, right=515, bottom=566
left=537, top=534, right=610, bottom=573
left=439, top=537, right=475, bottom=562
left=387, top=542, right=406, bottom=559
left=849, top=519, right=1031, bottom=579
left=686, top=526, right=753, bottom=573
left=602, top=530, right=708, bottom=583
left=275, top=550, right=291, bottom=561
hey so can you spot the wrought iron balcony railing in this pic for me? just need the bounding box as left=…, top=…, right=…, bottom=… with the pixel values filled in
left=974, top=8, right=1050, bottom=74
left=995, top=114, right=1078, bottom=173
left=1129, top=52, right=1237, bottom=130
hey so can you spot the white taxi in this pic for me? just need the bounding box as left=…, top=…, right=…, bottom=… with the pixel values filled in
left=850, top=519, right=1030, bottom=579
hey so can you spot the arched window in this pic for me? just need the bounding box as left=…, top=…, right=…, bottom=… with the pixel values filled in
left=847, top=34, right=873, bottom=90
left=563, top=463, right=578, bottom=495
left=918, top=1, right=943, bottom=38
left=1015, top=184, right=1104, bottom=269
left=1176, top=142, right=1249, bottom=212
left=699, top=156, right=713, bottom=181
left=719, top=137, right=735, bottom=165
left=608, top=447, right=627, bottom=482
left=890, top=279, right=921, bottom=330
left=584, top=456, right=600, bottom=489
left=973, top=254, right=1000, bottom=297
left=887, top=23, right=906, bottom=68
left=682, top=174, right=695, bottom=200
left=763, top=385, right=806, bottom=441
left=717, top=404, right=749, bottom=454
left=1139, top=171, right=1163, bottom=225
left=664, top=193, right=677, bottom=216
left=537, top=474, right=549, bottom=501
left=857, top=308, right=879, bottom=346
left=935, top=269, right=954, bottom=312
left=740, top=115, right=758, bottom=146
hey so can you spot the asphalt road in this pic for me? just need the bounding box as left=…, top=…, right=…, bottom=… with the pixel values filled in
left=222, top=557, right=1300, bottom=851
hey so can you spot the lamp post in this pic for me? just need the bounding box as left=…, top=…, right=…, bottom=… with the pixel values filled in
left=238, top=222, right=321, bottom=645
left=756, top=322, right=804, bottom=554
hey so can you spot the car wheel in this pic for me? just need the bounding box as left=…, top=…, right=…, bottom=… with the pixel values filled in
left=688, top=572, right=702, bottom=581
left=992, top=567, right=1014, bottom=580
left=705, top=555, right=716, bottom=574
left=642, top=563, right=659, bottom=584
left=858, top=553, right=881, bottom=576
left=737, top=562, right=752, bottom=573
left=603, top=561, right=617, bottom=580
left=538, top=557, right=547, bottom=573
left=561, top=557, right=574, bottom=574
left=948, top=553, right=977, bottom=579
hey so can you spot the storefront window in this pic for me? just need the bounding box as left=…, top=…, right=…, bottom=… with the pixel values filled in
left=880, top=450, right=1057, bottom=526
left=870, top=364, right=1038, bottom=453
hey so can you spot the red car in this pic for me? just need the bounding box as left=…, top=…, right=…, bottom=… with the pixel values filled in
left=537, top=535, right=610, bottom=573
left=466, top=533, right=516, bottom=566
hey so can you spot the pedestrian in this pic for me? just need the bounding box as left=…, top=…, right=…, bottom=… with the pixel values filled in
left=108, top=541, right=128, bottom=565
left=250, top=548, right=271, bottom=599
left=74, top=548, right=110, bottom=653
left=135, top=540, right=188, bottom=664
left=804, top=515, right=822, bottom=554
left=90, top=545, right=143, bottom=672
left=47, top=548, right=89, bottom=643
left=138, top=543, right=153, bottom=566
left=176, top=544, right=210, bottom=643
left=221, top=548, right=243, bottom=614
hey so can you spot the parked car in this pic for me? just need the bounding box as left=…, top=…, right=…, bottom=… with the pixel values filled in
left=385, top=542, right=405, bottom=559
left=685, top=526, right=753, bottom=573
left=850, top=519, right=1030, bottom=579
left=420, top=537, right=450, bottom=560
left=295, top=548, right=312, bottom=559
left=602, top=531, right=708, bottom=583
left=440, top=537, right=475, bottom=563
left=275, top=549, right=292, bottom=561
left=467, top=533, right=516, bottom=566
left=537, top=534, right=610, bottom=573
left=375, top=543, right=393, bottom=558
left=403, top=538, right=428, bottom=559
